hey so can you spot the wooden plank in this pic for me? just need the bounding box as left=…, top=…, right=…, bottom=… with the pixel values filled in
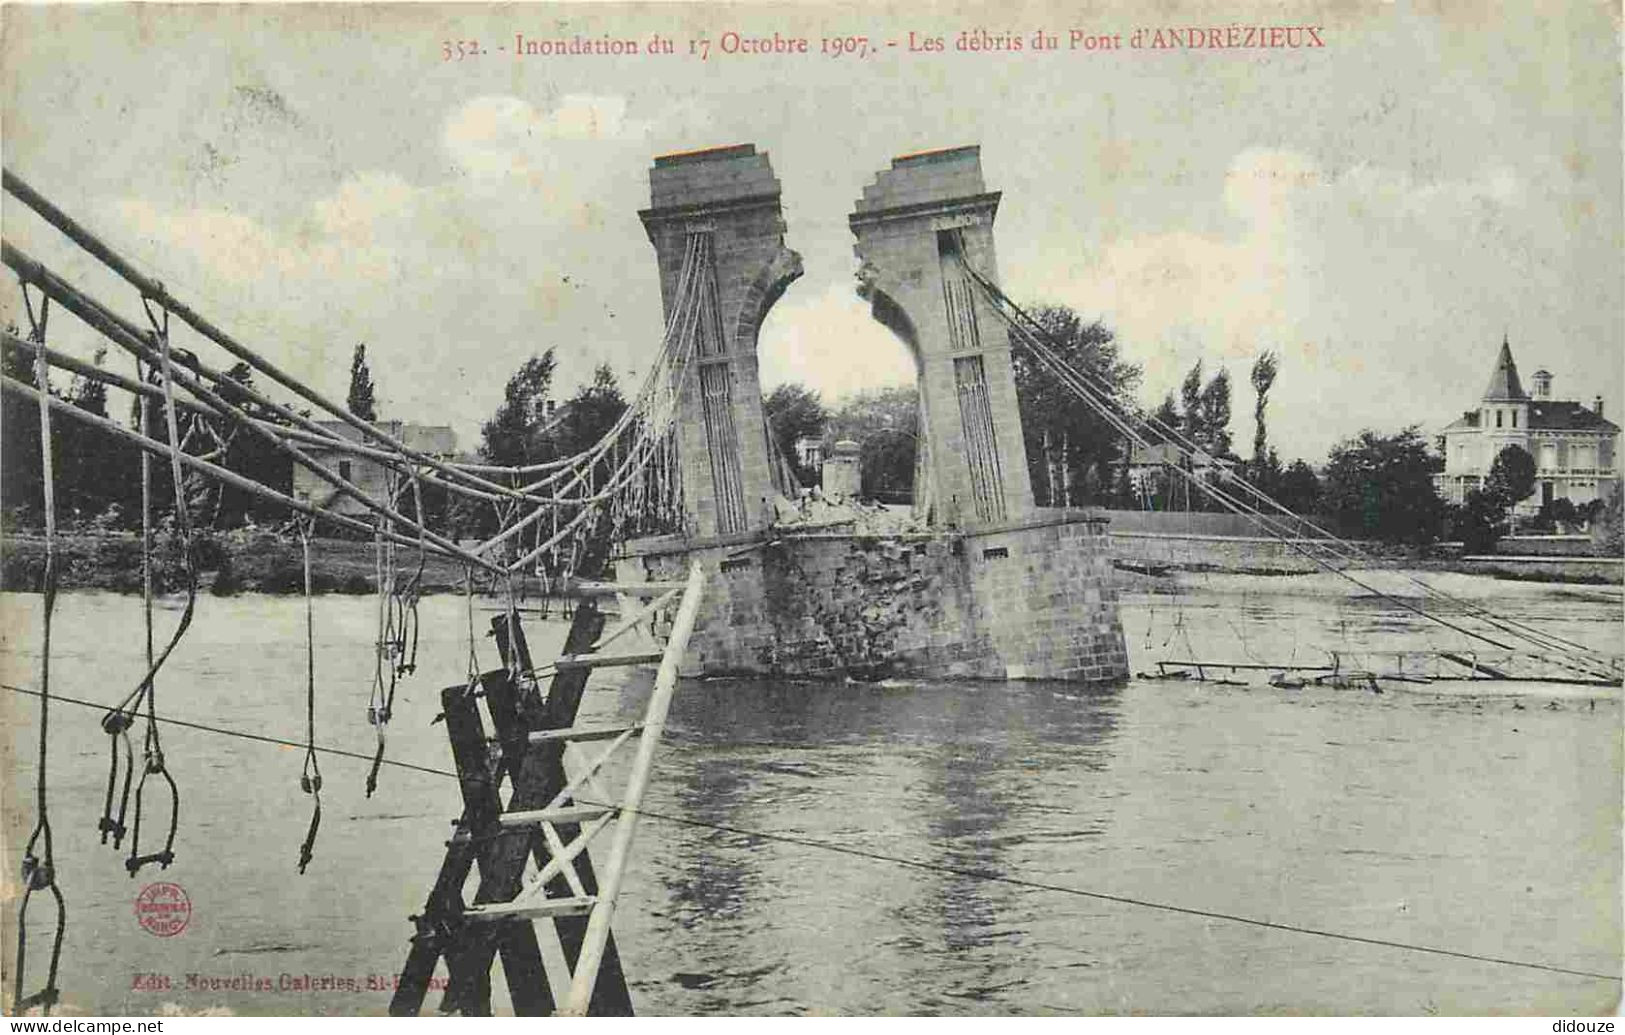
left=528, top=724, right=643, bottom=744
left=444, top=675, right=550, bottom=1017
left=502, top=602, right=636, bottom=1016
left=562, top=562, right=705, bottom=1015
left=477, top=668, right=559, bottom=1018
left=477, top=603, right=635, bottom=1016
left=1439, top=652, right=1511, bottom=679
left=390, top=676, right=555, bottom=1017
left=553, top=651, right=664, bottom=672
left=500, top=805, right=615, bottom=828
left=1158, top=660, right=1335, bottom=673
left=465, top=896, right=598, bottom=921
left=558, top=578, right=686, bottom=597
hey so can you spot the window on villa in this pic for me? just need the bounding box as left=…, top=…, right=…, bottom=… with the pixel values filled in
left=1495, top=410, right=1503, bottom=428
left=339, top=460, right=353, bottom=481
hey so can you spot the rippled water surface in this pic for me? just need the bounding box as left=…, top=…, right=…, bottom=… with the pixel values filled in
left=0, top=571, right=1619, bottom=1015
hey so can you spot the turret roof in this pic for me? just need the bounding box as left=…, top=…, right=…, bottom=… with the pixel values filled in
left=1482, top=337, right=1527, bottom=401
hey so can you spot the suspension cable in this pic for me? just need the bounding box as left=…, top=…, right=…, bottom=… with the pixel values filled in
left=12, top=282, right=66, bottom=1017
left=970, top=264, right=1614, bottom=669
left=959, top=258, right=1619, bottom=679
left=122, top=298, right=190, bottom=877
left=297, top=519, right=323, bottom=874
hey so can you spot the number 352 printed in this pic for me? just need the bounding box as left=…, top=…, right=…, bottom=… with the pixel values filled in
left=442, top=39, right=485, bottom=60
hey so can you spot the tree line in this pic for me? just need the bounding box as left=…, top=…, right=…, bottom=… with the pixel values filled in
left=2, top=334, right=293, bottom=532
left=4, top=315, right=1615, bottom=552
left=763, top=302, right=1618, bottom=549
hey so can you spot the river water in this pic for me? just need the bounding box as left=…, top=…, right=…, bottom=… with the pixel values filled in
left=0, top=570, right=1619, bottom=1016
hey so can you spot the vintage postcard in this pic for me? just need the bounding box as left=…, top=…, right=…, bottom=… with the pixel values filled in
left=0, top=0, right=1620, bottom=1020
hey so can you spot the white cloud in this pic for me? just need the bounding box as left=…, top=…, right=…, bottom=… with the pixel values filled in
left=1022, top=148, right=1547, bottom=459
left=443, top=95, right=664, bottom=180
left=312, top=171, right=416, bottom=240
left=757, top=280, right=917, bottom=402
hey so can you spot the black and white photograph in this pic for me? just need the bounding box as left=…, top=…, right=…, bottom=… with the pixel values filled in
left=0, top=0, right=1620, bottom=1020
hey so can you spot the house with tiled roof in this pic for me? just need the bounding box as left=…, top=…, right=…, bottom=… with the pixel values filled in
left=1435, top=339, right=1619, bottom=514
left=291, top=419, right=458, bottom=517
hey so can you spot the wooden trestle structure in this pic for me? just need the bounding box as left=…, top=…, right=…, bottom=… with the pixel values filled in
left=392, top=565, right=704, bottom=1016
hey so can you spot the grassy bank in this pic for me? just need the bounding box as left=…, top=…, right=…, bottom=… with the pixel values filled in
left=1, top=529, right=478, bottom=595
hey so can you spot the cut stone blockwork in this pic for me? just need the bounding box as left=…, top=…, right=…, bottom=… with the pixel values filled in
left=627, top=512, right=1128, bottom=682
left=623, top=144, right=1128, bottom=684
left=849, top=146, right=1034, bottom=529
left=639, top=144, right=803, bottom=538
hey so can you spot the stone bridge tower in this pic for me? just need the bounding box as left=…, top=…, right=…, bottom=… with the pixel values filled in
left=639, top=145, right=803, bottom=539
left=849, top=146, right=1034, bottom=528
left=629, top=143, right=1126, bottom=686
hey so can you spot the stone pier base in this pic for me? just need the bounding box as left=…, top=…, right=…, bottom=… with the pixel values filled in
left=619, top=511, right=1128, bottom=683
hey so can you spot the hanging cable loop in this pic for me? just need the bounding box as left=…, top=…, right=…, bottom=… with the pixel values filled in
left=123, top=753, right=179, bottom=876
left=99, top=358, right=151, bottom=847
left=98, top=708, right=135, bottom=847
left=113, top=297, right=195, bottom=877
left=13, top=280, right=66, bottom=1016
left=297, top=518, right=322, bottom=873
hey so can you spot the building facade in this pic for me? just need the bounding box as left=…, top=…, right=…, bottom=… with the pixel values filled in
left=1435, top=340, right=1619, bottom=514
left=291, top=420, right=458, bottom=517
left=1126, top=442, right=1238, bottom=508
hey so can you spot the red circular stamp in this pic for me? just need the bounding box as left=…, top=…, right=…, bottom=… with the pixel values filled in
left=134, top=881, right=191, bottom=937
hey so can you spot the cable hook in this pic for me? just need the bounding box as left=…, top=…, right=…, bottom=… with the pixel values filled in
left=97, top=709, right=135, bottom=847
left=124, top=733, right=179, bottom=876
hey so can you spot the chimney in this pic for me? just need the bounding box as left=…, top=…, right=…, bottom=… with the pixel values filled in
left=1595, top=395, right=1604, bottom=418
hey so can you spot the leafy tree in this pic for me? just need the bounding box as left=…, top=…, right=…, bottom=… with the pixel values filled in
left=763, top=382, right=828, bottom=488
left=1276, top=459, right=1322, bottom=514
left=1249, top=350, right=1279, bottom=470
left=1138, top=360, right=1235, bottom=511
left=212, top=362, right=293, bottom=527
left=347, top=343, right=378, bottom=421
left=827, top=386, right=918, bottom=501
left=553, top=363, right=628, bottom=467
left=1, top=328, right=45, bottom=528
left=1455, top=488, right=1508, bottom=553
left=1150, top=393, right=1180, bottom=438
left=1196, top=368, right=1233, bottom=457
left=1322, top=426, right=1447, bottom=544
left=58, top=346, right=144, bottom=524
left=1591, top=487, right=1622, bottom=558
left=1010, top=305, right=1141, bottom=506
left=480, top=351, right=558, bottom=471
left=1577, top=494, right=1610, bottom=528
left=1449, top=443, right=1538, bottom=546
left=1179, top=361, right=1203, bottom=436
left=1484, top=444, right=1536, bottom=510
left=1533, top=496, right=1579, bottom=533
left=1247, top=447, right=1285, bottom=500
left=1, top=338, right=147, bottom=529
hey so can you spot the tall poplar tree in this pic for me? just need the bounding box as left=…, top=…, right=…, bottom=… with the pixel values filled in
left=347, top=343, right=378, bottom=421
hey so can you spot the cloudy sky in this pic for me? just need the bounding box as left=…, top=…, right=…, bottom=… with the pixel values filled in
left=2, top=1, right=1619, bottom=463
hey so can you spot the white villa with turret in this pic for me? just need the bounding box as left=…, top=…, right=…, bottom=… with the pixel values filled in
left=1435, top=339, right=1619, bottom=516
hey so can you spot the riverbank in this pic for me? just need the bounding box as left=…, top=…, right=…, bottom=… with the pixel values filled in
left=1108, top=531, right=1621, bottom=585
left=0, top=529, right=477, bottom=595
left=3, top=527, right=1619, bottom=594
